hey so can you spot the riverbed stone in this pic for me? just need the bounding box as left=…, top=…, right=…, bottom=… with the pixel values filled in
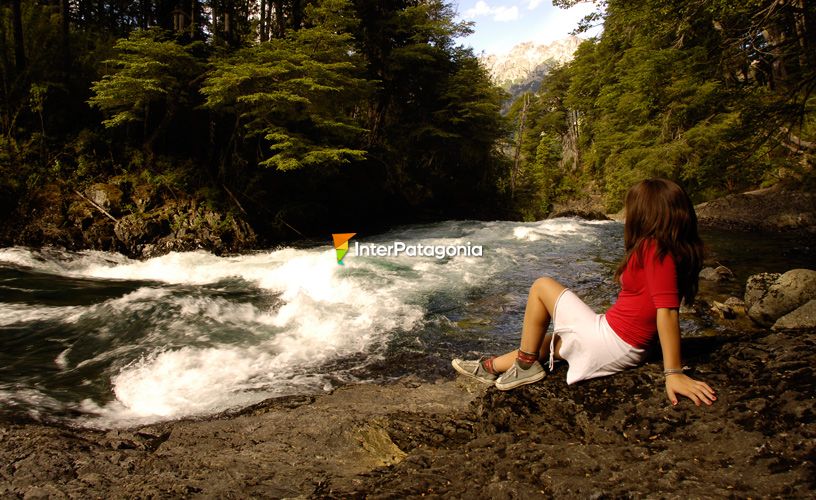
left=772, top=299, right=816, bottom=330
left=700, top=266, right=734, bottom=281
left=724, top=296, right=746, bottom=314
left=747, top=269, right=816, bottom=326
left=711, top=300, right=736, bottom=319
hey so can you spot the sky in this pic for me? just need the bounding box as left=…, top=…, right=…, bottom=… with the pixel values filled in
left=452, top=0, right=603, bottom=56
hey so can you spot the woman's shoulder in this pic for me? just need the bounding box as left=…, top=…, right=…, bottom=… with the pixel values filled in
left=638, top=238, right=676, bottom=265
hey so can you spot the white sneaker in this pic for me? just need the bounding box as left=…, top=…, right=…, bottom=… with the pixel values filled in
left=494, top=360, right=545, bottom=390
left=451, top=358, right=498, bottom=384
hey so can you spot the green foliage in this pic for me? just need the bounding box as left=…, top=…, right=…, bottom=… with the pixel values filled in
left=88, top=28, right=203, bottom=130
left=0, top=0, right=515, bottom=235
left=506, top=0, right=816, bottom=217
left=202, top=0, right=370, bottom=170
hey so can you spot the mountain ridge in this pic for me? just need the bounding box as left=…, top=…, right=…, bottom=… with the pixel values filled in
left=478, top=36, right=583, bottom=98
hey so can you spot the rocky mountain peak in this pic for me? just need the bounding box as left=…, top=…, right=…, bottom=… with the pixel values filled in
left=479, top=35, right=583, bottom=91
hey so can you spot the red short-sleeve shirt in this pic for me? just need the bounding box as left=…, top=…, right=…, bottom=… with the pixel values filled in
left=605, top=239, right=680, bottom=349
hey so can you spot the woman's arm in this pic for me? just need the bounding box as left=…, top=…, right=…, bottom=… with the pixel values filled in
left=656, top=308, right=717, bottom=406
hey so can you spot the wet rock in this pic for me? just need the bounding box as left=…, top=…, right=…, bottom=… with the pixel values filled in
left=773, top=300, right=816, bottom=330
left=700, top=265, right=734, bottom=281
left=747, top=269, right=816, bottom=327
left=711, top=301, right=736, bottom=319
left=548, top=209, right=610, bottom=221
left=724, top=296, right=746, bottom=315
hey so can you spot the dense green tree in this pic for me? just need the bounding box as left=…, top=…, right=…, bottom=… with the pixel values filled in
left=201, top=0, right=369, bottom=171
left=507, top=0, right=815, bottom=215
left=88, top=28, right=204, bottom=157
left=2, top=0, right=511, bottom=242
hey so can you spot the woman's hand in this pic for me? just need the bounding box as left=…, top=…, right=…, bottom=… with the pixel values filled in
left=665, top=374, right=716, bottom=406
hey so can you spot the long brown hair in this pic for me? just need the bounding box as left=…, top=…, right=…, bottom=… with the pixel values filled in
left=614, top=178, right=704, bottom=305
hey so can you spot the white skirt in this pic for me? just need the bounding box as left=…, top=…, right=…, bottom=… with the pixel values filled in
left=549, top=289, right=648, bottom=384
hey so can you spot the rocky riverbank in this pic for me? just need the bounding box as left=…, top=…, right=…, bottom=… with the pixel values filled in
left=694, top=183, right=816, bottom=234
left=0, top=181, right=256, bottom=259
left=1, top=272, right=814, bottom=498
left=1, top=181, right=814, bottom=258
left=551, top=182, right=816, bottom=233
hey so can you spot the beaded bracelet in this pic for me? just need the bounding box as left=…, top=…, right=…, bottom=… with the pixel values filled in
left=663, top=368, right=685, bottom=376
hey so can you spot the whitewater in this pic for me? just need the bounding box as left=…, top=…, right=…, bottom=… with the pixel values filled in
left=0, top=218, right=632, bottom=428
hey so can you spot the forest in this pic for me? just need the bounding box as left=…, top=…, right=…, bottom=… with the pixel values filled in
left=0, top=0, right=508, bottom=248
left=508, top=0, right=815, bottom=219
left=0, top=0, right=814, bottom=249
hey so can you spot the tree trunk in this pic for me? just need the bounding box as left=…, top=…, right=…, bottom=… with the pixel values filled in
left=11, top=0, right=25, bottom=71
left=60, top=0, right=71, bottom=74
left=791, top=0, right=811, bottom=70
left=273, top=0, right=284, bottom=37
left=292, top=0, right=302, bottom=30
left=260, top=0, right=267, bottom=41
left=511, top=93, right=530, bottom=199
left=560, top=109, right=580, bottom=172
left=212, top=1, right=219, bottom=42
left=0, top=5, right=11, bottom=84
left=224, top=0, right=234, bottom=47
left=141, top=0, right=150, bottom=28
left=144, top=100, right=176, bottom=163
left=190, top=0, right=198, bottom=38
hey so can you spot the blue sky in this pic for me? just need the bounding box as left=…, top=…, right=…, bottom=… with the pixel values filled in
left=452, top=1, right=603, bottom=55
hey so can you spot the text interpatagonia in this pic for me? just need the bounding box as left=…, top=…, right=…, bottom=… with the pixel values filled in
left=353, top=241, right=483, bottom=259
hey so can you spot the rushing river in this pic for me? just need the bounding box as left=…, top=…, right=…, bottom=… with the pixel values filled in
left=0, top=218, right=812, bottom=428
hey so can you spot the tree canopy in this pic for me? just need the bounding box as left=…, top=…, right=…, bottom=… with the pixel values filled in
left=506, top=0, right=815, bottom=215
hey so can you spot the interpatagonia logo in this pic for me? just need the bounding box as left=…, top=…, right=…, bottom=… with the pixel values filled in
left=332, top=232, right=483, bottom=264
left=332, top=233, right=356, bottom=265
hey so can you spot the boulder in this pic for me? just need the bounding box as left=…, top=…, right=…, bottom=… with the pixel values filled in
left=772, top=299, right=816, bottom=330
left=746, top=269, right=816, bottom=327
left=744, top=272, right=781, bottom=311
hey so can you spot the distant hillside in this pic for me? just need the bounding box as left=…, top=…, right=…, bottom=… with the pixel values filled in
left=479, top=36, right=583, bottom=101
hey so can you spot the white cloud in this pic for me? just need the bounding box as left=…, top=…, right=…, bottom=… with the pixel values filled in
left=527, top=0, right=544, bottom=10
left=465, top=1, right=491, bottom=17
left=464, top=1, right=520, bottom=22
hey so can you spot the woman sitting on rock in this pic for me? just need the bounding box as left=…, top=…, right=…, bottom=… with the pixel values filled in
left=453, top=178, right=717, bottom=406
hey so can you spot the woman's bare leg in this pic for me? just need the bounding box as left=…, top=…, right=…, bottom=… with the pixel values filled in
left=492, top=277, right=566, bottom=373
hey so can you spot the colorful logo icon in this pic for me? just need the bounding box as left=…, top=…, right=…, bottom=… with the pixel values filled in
left=332, top=233, right=356, bottom=265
